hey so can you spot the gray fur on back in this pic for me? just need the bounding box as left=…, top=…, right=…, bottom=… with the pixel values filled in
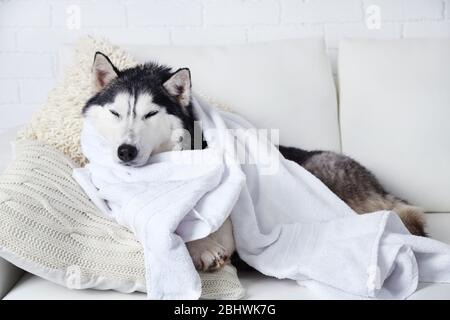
left=302, top=151, right=388, bottom=212
left=279, top=148, right=426, bottom=236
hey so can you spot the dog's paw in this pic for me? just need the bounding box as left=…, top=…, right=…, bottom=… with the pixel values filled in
left=186, top=237, right=229, bottom=272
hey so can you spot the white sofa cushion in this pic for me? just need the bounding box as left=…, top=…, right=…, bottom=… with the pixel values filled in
left=0, top=127, right=24, bottom=299
left=339, top=39, right=450, bottom=212
left=5, top=213, right=450, bottom=300
left=59, top=39, right=340, bottom=152
left=7, top=270, right=450, bottom=300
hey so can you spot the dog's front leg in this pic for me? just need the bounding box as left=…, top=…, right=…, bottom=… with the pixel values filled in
left=186, top=217, right=235, bottom=272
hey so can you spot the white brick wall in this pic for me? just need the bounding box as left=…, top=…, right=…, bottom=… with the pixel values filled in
left=52, top=1, right=127, bottom=27
left=0, top=80, right=19, bottom=104
left=204, top=0, right=279, bottom=25
left=362, top=0, right=444, bottom=21
left=20, top=78, right=56, bottom=104
left=0, top=1, right=50, bottom=27
left=325, top=22, right=403, bottom=49
left=171, top=27, right=247, bottom=45
left=0, top=53, right=54, bottom=78
left=0, top=0, right=449, bottom=130
left=128, top=0, right=203, bottom=26
left=282, top=0, right=362, bottom=23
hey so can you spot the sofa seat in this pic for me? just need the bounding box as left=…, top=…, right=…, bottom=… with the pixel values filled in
left=4, top=213, right=450, bottom=300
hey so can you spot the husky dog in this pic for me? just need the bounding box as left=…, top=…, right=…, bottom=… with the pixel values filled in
left=83, top=52, right=426, bottom=272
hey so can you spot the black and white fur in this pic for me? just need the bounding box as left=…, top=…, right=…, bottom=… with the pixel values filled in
left=83, top=53, right=426, bottom=272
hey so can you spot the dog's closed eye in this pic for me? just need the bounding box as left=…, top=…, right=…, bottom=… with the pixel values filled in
left=109, top=110, right=120, bottom=118
left=144, top=111, right=159, bottom=120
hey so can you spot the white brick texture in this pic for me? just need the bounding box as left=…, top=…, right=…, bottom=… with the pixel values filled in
left=0, top=1, right=50, bottom=27
left=248, top=25, right=324, bottom=42
left=204, top=0, right=279, bottom=26
left=404, top=20, right=450, bottom=37
left=282, top=0, right=362, bottom=23
left=0, top=0, right=449, bottom=125
left=0, top=104, right=40, bottom=129
left=325, top=22, right=402, bottom=48
left=0, top=53, right=53, bottom=78
left=127, top=0, right=202, bottom=26
left=93, top=28, right=171, bottom=46
left=17, top=29, right=95, bottom=52
left=20, top=79, right=56, bottom=104
left=171, top=27, right=247, bottom=45
left=0, top=30, right=16, bottom=51
left=0, top=80, right=19, bottom=104
left=51, top=1, right=127, bottom=28
left=362, top=0, right=444, bottom=21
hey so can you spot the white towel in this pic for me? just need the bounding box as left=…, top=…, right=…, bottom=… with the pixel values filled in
left=75, top=94, right=450, bottom=299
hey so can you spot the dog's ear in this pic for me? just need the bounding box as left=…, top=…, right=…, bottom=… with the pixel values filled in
left=92, top=52, right=119, bottom=92
left=163, top=68, right=191, bottom=107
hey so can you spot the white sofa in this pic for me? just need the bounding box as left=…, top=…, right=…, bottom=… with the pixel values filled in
left=1, top=38, right=450, bottom=299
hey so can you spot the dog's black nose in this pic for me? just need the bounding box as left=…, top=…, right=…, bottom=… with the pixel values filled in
left=117, top=144, right=138, bottom=162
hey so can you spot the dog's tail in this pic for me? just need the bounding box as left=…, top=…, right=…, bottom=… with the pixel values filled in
left=390, top=198, right=427, bottom=236
left=353, top=192, right=427, bottom=237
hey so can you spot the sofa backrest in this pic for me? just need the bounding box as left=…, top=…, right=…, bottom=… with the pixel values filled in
left=126, top=39, right=340, bottom=152
left=58, top=38, right=450, bottom=212
left=339, top=39, right=450, bottom=212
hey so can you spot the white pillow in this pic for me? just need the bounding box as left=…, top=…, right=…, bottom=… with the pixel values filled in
left=339, top=39, right=450, bottom=212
